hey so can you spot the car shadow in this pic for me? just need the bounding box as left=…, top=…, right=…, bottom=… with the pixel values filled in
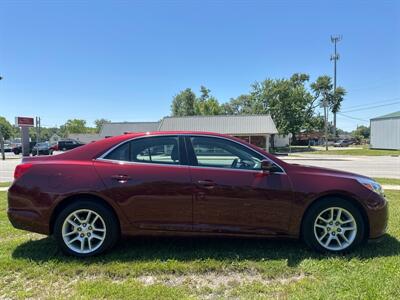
left=12, top=234, right=400, bottom=267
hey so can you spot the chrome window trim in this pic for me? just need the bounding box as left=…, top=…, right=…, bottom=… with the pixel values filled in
left=96, top=157, right=190, bottom=168
left=95, top=133, right=286, bottom=175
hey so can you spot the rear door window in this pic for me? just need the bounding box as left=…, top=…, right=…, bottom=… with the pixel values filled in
left=103, top=136, right=181, bottom=165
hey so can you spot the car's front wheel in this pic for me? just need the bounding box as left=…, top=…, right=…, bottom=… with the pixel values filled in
left=302, top=197, right=365, bottom=253
left=54, top=201, right=119, bottom=257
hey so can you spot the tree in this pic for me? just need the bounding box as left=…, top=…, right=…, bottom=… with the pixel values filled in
left=197, top=97, right=222, bottom=115
left=0, top=116, right=14, bottom=140
left=331, top=87, right=346, bottom=136
left=194, top=86, right=219, bottom=115
left=94, top=118, right=111, bottom=133
left=198, top=85, right=210, bottom=102
left=27, top=127, right=58, bottom=142
left=171, top=88, right=197, bottom=116
left=310, top=75, right=333, bottom=108
left=168, top=74, right=346, bottom=143
left=220, top=95, right=254, bottom=115
left=249, top=74, right=319, bottom=140
left=63, top=119, right=87, bottom=134
left=310, top=75, right=346, bottom=137
left=352, top=125, right=370, bottom=139
left=304, top=115, right=325, bottom=133
left=171, top=86, right=222, bottom=116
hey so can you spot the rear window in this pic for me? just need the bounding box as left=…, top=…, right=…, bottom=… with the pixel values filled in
left=104, top=142, right=130, bottom=161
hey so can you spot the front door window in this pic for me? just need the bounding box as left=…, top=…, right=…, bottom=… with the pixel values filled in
left=189, top=136, right=263, bottom=170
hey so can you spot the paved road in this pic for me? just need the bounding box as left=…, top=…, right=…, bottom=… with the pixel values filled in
left=1, top=153, right=399, bottom=182
left=0, top=155, right=21, bottom=182
left=281, top=154, right=400, bottom=179
left=0, top=152, right=63, bottom=182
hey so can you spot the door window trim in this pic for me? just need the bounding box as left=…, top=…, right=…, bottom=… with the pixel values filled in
left=184, top=135, right=285, bottom=174
left=96, top=135, right=188, bottom=166
left=95, top=133, right=286, bottom=174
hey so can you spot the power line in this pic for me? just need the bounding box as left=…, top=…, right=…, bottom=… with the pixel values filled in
left=337, top=112, right=369, bottom=123
left=341, top=101, right=400, bottom=113
left=349, top=78, right=400, bottom=92
left=342, top=97, right=400, bottom=110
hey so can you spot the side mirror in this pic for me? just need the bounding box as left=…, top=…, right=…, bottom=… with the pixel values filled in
left=261, top=160, right=276, bottom=173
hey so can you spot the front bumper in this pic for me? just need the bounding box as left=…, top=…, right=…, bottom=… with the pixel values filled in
left=366, top=192, right=388, bottom=239
left=368, top=234, right=386, bottom=244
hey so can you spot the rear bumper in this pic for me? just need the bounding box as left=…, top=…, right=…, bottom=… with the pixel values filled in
left=7, top=185, right=51, bottom=235
left=7, top=208, right=49, bottom=235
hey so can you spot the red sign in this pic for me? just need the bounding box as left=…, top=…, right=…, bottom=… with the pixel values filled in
left=16, top=117, right=34, bottom=127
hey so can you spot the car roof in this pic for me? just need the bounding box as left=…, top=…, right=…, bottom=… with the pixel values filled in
left=34, top=131, right=286, bottom=167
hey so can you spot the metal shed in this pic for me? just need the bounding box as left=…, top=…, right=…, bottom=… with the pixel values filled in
left=159, top=115, right=278, bottom=151
left=100, top=122, right=160, bottom=138
left=370, top=111, right=400, bottom=150
left=97, top=115, right=279, bottom=152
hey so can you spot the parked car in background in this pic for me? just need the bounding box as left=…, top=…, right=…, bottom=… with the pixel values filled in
left=333, top=139, right=352, bottom=147
left=4, top=143, right=13, bottom=152
left=53, top=139, right=84, bottom=151
left=31, top=142, right=53, bottom=156
left=8, top=131, right=388, bottom=257
left=12, top=142, right=36, bottom=155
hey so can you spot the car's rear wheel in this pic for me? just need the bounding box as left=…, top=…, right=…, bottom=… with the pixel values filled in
left=54, top=201, right=119, bottom=257
left=302, top=197, right=365, bottom=253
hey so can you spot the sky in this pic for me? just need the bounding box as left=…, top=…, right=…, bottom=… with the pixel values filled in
left=1, top=0, right=399, bottom=131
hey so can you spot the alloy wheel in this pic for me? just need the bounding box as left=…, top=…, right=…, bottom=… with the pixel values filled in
left=61, top=209, right=107, bottom=254
left=313, top=207, right=357, bottom=251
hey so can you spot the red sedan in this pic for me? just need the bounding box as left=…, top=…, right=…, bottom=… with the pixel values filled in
left=8, top=132, right=388, bottom=257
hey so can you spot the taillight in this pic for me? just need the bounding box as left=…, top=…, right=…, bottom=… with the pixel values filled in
left=14, top=163, right=33, bottom=180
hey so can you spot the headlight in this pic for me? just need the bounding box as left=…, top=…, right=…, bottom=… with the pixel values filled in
left=357, top=178, right=384, bottom=196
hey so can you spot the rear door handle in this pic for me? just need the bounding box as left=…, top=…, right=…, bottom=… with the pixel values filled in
left=111, top=174, right=131, bottom=183
left=197, top=180, right=215, bottom=189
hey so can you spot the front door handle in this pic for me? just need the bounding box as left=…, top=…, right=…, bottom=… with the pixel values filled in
left=197, top=180, right=215, bottom=189
left=111, top=174, right=131, bottom=183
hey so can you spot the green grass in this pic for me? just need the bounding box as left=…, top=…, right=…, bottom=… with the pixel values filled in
left=314, top=148, right=400, bottom=156
left=374, top=178, right=400, bottom=186
left=1, top=190, right=400, bottom=299
left=0, top=182, right=11, bottom=188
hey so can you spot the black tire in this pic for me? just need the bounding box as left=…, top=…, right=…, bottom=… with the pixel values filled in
left=302, top=197, right=365, bottom=253
left=54, top=200, right=119, bottom=257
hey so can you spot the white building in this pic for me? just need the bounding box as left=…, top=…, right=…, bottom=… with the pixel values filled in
left=370, top=111, right=400, bottom=150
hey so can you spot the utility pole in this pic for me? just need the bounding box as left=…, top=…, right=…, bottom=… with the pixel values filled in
left=323, top=93, right=329, bottom=151
left=35, top=116, right=41, bottom=156
left=0, top=131, right=4, bottom=160
left=331, top=35, right=342, bottom=138
left=38, top=117, right=41, bottom=142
